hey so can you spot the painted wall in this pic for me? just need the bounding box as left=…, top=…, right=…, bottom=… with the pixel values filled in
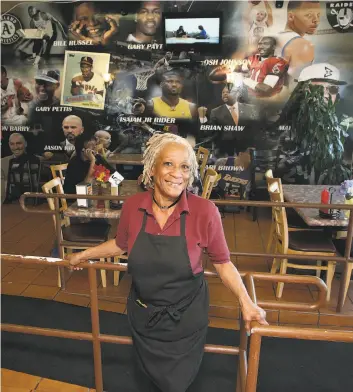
left=1, top=1, right=352, bottom=189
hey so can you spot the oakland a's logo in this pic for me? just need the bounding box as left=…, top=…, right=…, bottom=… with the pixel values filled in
left=326, top=2, right=353, bottom=32
left=1, top=14, right=22, bottom=44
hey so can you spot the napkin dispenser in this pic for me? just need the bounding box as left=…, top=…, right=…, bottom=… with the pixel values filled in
left=76, top=182, right=92, bottom=208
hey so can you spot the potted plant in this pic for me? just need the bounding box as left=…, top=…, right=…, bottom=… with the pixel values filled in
left=278, top=82, right=351, bottom=184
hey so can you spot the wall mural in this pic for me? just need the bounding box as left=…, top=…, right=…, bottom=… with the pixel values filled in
left=1, top=0, right=353, bottom=202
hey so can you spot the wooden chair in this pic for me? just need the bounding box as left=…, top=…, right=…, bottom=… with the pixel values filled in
left=196, top=147, right=210, bottom=181
left=249, top=148, right=279, bottom=221
left=265, top=171, right=322, bottom=253
left=333, top=238, right=353, bottom=309
left=42, top=177, right=121, bottom=288
left=50, top=163, right=68, bottom=184
left=267, top=177, right=337, bottom=301
left=201, top=168, right=220, bottom=200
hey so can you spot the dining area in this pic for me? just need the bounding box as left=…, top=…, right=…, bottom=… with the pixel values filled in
left=7, top=137, right=349, bottom=323
left=2, top=137, right=353, bottom=392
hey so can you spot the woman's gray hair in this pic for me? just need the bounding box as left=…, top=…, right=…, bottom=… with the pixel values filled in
left=142, top=133, right=199, bottom=188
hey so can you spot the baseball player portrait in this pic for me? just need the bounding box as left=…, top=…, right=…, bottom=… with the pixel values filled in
left=61, top=51, right=110, bottom=110
left=71, top=56, right=105, bottom=97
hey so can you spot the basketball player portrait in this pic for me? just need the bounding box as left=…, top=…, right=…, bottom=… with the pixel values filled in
left=247, top=1, right=273, bottom=48
left=276, top=1, right=321, bottom=78
left=1, top=66, right=33, bottom=126
left=126, top=1, right=162, bottom=43
left=26, top=6, right=67, bottom=66
left=133, top=70, right=197, bottom=119
left=69, top=2, right=118, bottom=46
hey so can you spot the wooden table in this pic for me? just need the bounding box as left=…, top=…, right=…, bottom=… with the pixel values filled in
left=107, top=154, right=143, bottom=166
left=282, top=185, right=348, bottom=227
left=64, top=180, right=143, bottom=219
left=283, top=184, right=353, bottom=314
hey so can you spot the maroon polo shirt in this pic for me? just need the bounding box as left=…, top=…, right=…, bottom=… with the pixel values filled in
left=115, top=190, right=230, bottom=274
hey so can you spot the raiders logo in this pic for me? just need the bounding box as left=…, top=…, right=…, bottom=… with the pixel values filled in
left=1, top=14, right=22, bottom=44
left=326, top=2, right=353, bottom=32
left=324, top=66, right=333, bottom=78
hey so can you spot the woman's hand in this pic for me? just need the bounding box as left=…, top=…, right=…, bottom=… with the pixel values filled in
left=241, top=300, right=268, bottom=335
left=66, top=252, right=86, bottom=271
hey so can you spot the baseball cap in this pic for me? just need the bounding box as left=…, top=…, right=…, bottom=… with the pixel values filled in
left=296, top=63, right=347, bottom=85
left=80, top=56, right=93, bottom=66
left=35, top=69, right=60, bottom=84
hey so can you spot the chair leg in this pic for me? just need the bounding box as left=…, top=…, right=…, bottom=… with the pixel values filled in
left=113, top=256, right=120, bottom=286
left=100, top=258, right=107, bottom=288
left=57, top=266, right=62, bottom=288
left=58, top=247, right=70, bottom=288
left=271, top=245, right=280, bottom=274
left=316, top=260, right=322, bottom=278
left=276, top=258, right=288, bottom=299
left=252, top=206, right=257, bottom=222
left=266, top=220, right=275, bottom=253
left=339, top=262, right=353, bottom=308
left=326, top=261, right=336, bottom=302
left=271, top=258, right=280, bottom=274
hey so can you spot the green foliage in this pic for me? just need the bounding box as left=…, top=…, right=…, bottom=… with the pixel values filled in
left=279, top=82, right=350, bottom=184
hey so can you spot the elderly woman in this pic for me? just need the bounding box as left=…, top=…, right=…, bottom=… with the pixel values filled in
left=67, top=133, right=267, bottom=392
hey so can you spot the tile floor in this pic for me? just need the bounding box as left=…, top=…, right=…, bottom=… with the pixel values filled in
left=1, top=202, right=353, bottom=389
left=1, top=369, right=95, bottom=391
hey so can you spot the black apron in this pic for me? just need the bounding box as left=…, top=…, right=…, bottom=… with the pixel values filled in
left=127, top=210, right=209, bottom=392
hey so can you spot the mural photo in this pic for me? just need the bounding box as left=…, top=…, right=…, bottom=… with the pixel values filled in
left=1, top=0, right=353, bottom=204
left=61, top=50, right=110, bottom=110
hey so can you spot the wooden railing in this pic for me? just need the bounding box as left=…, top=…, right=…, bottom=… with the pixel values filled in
left=1, top=192, right=353, bottom=391
left=3, top=253, right=347, bottom=392
left=18, top=192, right=353, bottom=312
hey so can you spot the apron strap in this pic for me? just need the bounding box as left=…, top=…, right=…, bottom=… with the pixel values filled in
left=141, top=210, right=148, bottom=231
left=180, top=212, right=186, bottom=237
left=145, top=279, right=203, bottom=328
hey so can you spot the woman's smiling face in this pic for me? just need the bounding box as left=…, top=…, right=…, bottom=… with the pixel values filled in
left=151, top=143, right=191, bottom=200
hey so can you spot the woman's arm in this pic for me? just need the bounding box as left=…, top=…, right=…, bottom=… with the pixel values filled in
left=66, top=239, right=124, bottom=269
left=213, top=261, right=268, bottom=333
left=205, top=204, right=267, bottom=333
left=213, top=261, right=252, bottom=305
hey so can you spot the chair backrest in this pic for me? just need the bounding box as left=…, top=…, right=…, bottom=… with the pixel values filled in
left=196, top=147, right=210, bottom=181
left=267, top=177, right=289, bottom=253
left=50, top=163, right=68, bottom=184
left=250, top=148, right=279, bottom=185
left=201, top=168, right=220, bottom=200
left=42, top=177, right=69, bottom=229
left=265, top=169, right=273, bottom=181
left=6, top=156, right=40, bottom=201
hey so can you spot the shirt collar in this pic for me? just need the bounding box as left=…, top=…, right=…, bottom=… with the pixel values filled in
left=226, top=102, right=239, bottom=111
left=139, top=189, right=190, bottom=216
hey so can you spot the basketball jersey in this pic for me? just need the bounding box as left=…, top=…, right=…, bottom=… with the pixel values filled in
left=33, top=13, right=53, bottom=37
left=248, top=21, right=267, bottom=46
left=152, top=97, right=192, bottom=119
left=72, top=73, right=105, bottom=95
left=1, top=79, right=19, bottom=120
left=275, top=31, right=301, bottom=59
